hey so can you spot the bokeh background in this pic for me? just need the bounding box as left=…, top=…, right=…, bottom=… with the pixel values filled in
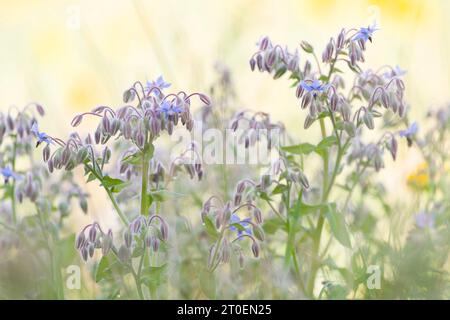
left=1, top=0, right=450, bottom=242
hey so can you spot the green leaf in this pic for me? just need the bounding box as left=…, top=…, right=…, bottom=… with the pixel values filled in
left=203, top=216, right=219, bottom=240
left=101, top=175, right=125, bottom=188
left=263, top=217, right=286, bottom=234
left=281, top=143, right=316, bottom=155
left=316, top=136, right=338, bottom=151
left=141, top=264, right=168, bottom=288
left=101, top=175, right=129, bottom=193
left=271, top=184, right=287, bottom=195
left=229, top=223, right=246, bottom=232
left=121, top=152, right=142, bottom=165
left=86, top=173, right=96, bottom=183
left=95, top=256, right=113, bottom=283
left=326, top=204, right=352, bottom=248
left=199, top=269, right=216, bottom=299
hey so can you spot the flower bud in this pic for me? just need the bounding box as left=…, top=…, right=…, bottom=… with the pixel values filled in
left=253, top=207, right=263, bottom=224
left=363, top=111, right=374, bottom=130
left=145, top=235, right=152, bottom=248
left=76, top=232, right=86, bottom=249
left=118, top=245, right=131, bottom=263
left=6, top=115, right=14, bottom=131
left=43, top=144, right=50, bottom=162
left=304, top=115, right=315, bottom=129
left=330, top=93, right=339, bottom=112
left=301, top=92, right=312, bottom=109
left=343, top=121, right=356, bottom=137
left=300, top=40, right=313, bottom=53
left=102, top=116, right=111, bottom=134
left=299, top=171, right=310, bottom=189
left=132, top=218, right=142, bottom=234
left=296, top=83, right=304, bottom=98
left=337, top=29, right=345, bottom=49
left=340, top=104, right=352, bottom=122
left=71, top=114, right=83, bottom=127
left=389, top=136, right=398, bottom=161
left=88, top=243, right=95, bottom=258
left=89, top=225, right=97, bottom=242
left=124, top=229, right=132, bottom=248
left=35, top=104, right=45, bottom=116
left=160, top=219, right=169, bottom=241
left=152, top=237, right=160, bottom=252
left=251, top=241, right=260, bottom=258
left=199, top=94, right=211, bottom=106
left=101, top=229, right=113, bottom=256
left=259, top=36, right=270, bottom=50
left=249, top=57, right=256, bottom=71
left=252, top=225, right=265, bottom=241
left=47, top=158, right=54, bottom=173
left=123, top=88, right=135, bottom=103
left=80, top=246, right=88, bottom=262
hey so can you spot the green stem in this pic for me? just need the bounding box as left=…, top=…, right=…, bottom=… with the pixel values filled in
left=140, top=144, right=151, bottom=216
left=11, top=136, right=17, bottom=224
left=36, top=204, right=64, bottom=299
left=85, top=164, right=129, bottom=225
left=209, top=227, right=226, bottom=273
left=306, top=117, right=329, bottom=297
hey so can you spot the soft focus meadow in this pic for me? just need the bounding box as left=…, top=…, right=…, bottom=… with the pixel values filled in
left=0, top=0, right=450, bottom=300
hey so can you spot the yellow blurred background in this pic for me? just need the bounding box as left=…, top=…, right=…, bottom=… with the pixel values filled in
left=1, top=0, right=449, bottom=222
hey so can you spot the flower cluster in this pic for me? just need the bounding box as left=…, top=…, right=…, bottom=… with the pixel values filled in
left=76, top=214, right=169, bottom=263
left=200, top=179, right=265, bottom=270
left=229, top=110, right=285, bottom=150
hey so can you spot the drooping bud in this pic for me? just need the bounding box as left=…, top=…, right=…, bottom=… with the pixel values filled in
left=123, top=229, right=132, bottom=248
left=253, top=207, right=263, bottom=224
left=160, top=219, right=169, bottom=241
left=300, top=40, right=314, bottom=53
left=88, top=225, right=97, bottom=242
left=76, top=232, right=86, bottom=249
left=101, top=229, right=113, bottom=256
left=363, top=111, right=374, bottom=130
left=252, top=225, right=265, bottom=241
left=118, top=245, right=131, bottom=263
left=251, top=241, right=260, bottom=258
left=43, top=144, right=50, bottom=162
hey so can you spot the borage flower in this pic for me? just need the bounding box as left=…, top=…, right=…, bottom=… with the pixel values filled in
left=300, top=79, right=329, bottom=98
left=399, top=122, right=418, bottom=147
left=229, top=214, right=252, bottom=236
left=1, top=166, right=21, bottom=183
left=353, top=23, right=378, bottom=43
left=146, top=75, right=171, bottom=94
left=31, top=122, right=53, bottom=147
left=159, top=101, right=184, bottom=119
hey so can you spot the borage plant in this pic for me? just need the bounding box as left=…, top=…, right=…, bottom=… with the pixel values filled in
left=228, top=24, right=410, bottom=298
left=42, top=77, right=210, bottom=299
left=0, top=104, right=85, bottom=299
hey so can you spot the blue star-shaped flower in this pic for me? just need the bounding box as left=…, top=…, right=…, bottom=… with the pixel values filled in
left=159, top=101, right=184, bottom=118
left=399, top=122, right=418, bottom=138
left=229, top=214, right=252, bottom=236
left=300, top=79, right=329, bottom=96
left=353, top=23, right=378, bottom=43
left=146, top=75, right=171, bottom=94
left=31, top=122, right=52, bottom=147
left=1, top=166, right=21, bottom=183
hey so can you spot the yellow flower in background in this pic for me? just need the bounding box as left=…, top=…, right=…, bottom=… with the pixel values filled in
left=66, top=71, right=109, bottom=112
left=407, top=162, right=429, bottom=190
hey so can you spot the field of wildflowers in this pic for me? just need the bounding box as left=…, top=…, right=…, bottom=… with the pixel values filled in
left=0, top=1, right=449, bottom=301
